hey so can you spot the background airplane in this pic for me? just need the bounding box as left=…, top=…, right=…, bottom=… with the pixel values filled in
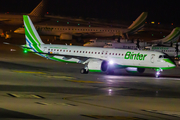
left=14, top=12, right=148, bottom=40
left=145, top=46, right=180, bottom=57
left=84, top=27, right=180, bottom=48
left=0, top=0, right=47, bottom=25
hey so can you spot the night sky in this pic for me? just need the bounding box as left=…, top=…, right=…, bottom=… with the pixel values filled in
left=0, top=0, right=180, bottom=25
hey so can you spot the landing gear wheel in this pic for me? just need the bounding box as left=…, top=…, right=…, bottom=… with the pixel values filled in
left=80, top=68, right=89, bottom=74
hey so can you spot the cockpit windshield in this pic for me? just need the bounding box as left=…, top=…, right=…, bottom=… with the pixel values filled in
left=159, top=53, right=176, bottom=65
left=90, top=41, right=94, bottom=43
left=159, top=55, right=169, bottom=58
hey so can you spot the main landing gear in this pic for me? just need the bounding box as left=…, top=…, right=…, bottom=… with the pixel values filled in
left=80, top=67, right=89, bottom=74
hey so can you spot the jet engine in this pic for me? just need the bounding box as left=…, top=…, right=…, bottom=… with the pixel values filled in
left=87, top=60, right=109, bottom=72
left=126, top=67, right=145, bottom=73
left=54, top=34, right=72, bottom=40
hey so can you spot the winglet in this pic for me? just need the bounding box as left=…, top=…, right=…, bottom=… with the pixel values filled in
left=127, top=12, right=148, bottom=35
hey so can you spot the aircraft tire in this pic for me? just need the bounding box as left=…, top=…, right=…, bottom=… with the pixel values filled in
left=80, top=68, right=89, bottom=74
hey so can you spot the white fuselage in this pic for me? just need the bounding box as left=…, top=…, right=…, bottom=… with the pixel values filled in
left=14, top=25, right=128, bottom=37
left=33, top=44, right=174, bottom=68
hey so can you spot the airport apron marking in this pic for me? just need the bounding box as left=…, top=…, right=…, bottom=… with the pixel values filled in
left=13, top=71, right=46, bottom=74
left=64, top=96, right=169, bottom=120
left=7, top=93, right=44, bottom=99
left=81, top=115, right=147, bottom=120
left=66, top=80, right=103, bottom=83
left=46, top=75, right=74, bottom=79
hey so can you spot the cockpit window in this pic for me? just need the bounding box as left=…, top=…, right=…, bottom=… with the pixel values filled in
left=159, top=55, right=169, bottom=58
left=90, top=41, right=94, bottom=43
left=159, top=55, right=168, bottom=58
left=159, top=55, right=163, bottom=58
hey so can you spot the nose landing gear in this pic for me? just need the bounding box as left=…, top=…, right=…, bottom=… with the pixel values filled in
left=155, top=68, right=162, bottom=78
left=156, top=71, right=160, bottom=78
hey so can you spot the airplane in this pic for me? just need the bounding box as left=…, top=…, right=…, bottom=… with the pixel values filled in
left=83, top=38, right=135, bottom=47
left=83, top=39, right=117, bottom=47
left=84, top=27, right=180, bottom=47
left=14, top=12, right=148, bottom=40
left=144, top=46, right=179, bottom=57
left=104, top=41, right=147, bottom=50
left=148, top=27, right=180, bottom=45
left=12, top=15, right=175, bottom=78
left=0, top=0, right=47, bottom=25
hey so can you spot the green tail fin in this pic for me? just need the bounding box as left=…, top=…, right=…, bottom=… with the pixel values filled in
left=162, top=27, right=180, bottom=44
left=23, top=15, right=44, bottom=53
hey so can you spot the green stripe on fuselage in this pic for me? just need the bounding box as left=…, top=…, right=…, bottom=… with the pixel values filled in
left=89, top=70, right=102, bottom=72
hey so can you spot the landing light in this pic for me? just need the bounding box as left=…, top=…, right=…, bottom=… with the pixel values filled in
left=108, top=89, right=112, bottom=92
left=156, top=71, right=160, bottom=75
left=109, top=60, right=114, bottom=65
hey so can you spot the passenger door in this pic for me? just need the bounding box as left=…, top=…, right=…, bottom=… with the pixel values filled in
left=151, top=54, right=155, bottom=63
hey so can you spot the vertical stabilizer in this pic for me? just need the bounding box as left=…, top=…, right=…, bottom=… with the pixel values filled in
left=28, top=0, right=47, bottom=17
left=127, top=12, right=148, bottom=35
left=162, top=27, right=180, bottom=44
left=23, top=15, right=44, bottom=51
